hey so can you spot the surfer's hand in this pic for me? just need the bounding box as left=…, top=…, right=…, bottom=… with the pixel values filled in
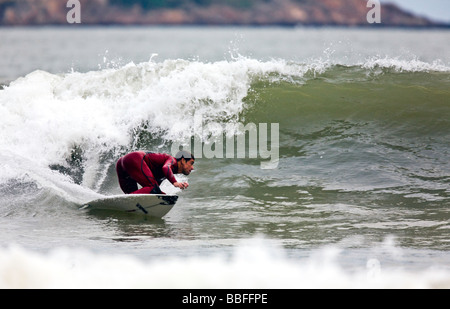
left=174, top=182, right=189, bottom=190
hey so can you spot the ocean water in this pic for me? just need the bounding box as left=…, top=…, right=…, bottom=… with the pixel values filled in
left=0, top=27, right=449, bottom=289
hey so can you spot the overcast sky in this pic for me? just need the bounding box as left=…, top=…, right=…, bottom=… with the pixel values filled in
left=380, top=0, right=450, bottom=22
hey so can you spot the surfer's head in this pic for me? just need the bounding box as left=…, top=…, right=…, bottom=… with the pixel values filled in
left=175, top=151, right=195, bottom=175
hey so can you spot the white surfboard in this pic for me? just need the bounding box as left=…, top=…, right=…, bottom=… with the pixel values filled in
left=82, top=194, right=178, bottom=218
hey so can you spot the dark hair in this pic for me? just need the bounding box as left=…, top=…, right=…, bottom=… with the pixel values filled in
left=175, top=150, right=195, bottom=162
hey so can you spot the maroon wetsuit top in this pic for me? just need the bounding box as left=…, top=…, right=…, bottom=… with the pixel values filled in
left=116, top=151, right=178, bottom=194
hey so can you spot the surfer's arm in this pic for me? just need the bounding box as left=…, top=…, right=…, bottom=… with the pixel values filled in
left=162, top=157, right=177, bottom=185
left=162, top=157, right=188, bottom=190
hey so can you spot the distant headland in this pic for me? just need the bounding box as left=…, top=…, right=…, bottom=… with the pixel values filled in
left=0, top=0, right=448, bottom=27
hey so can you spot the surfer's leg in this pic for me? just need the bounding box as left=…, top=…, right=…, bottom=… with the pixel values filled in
left=116, top=157, right=138, bottom=194
left=135, top=158, right=165, bottom=194
left=118, top=152, right=162, bottom=194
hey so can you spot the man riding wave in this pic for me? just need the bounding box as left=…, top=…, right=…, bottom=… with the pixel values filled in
left=116, top=150, right=194, bottom=195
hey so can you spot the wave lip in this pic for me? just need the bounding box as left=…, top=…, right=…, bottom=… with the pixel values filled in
left=362, top=56, right=450, bottom=72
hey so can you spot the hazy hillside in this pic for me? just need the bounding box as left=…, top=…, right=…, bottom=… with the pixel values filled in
left=0, top=0, right=445, bottom=27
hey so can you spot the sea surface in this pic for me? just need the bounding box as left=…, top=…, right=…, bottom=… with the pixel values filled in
left=0, top=26, right=449, bottom=289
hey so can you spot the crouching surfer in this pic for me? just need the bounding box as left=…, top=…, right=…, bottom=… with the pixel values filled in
left=116, top=150, right=194, bottom=195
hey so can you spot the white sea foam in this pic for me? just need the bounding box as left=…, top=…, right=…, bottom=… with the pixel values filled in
left=362, top=56, right=450, bottom=72
left=0, top=57, right=307, bottom=188
left=0, top=240, right=449, bottom=289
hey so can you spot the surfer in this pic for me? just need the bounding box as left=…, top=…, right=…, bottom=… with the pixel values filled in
left=116, top=150, right=194, bottom=195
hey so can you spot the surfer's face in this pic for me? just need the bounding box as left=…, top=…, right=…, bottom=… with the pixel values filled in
left=181, top=159, right=195, bottom=175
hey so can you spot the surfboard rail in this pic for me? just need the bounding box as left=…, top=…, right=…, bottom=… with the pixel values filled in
left=81, top=194, right=178, bottom=218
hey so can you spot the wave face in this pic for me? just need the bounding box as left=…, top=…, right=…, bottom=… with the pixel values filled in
left=1, top=57, right=448, bottom=196
left=246, top=62, right=450, bottom=194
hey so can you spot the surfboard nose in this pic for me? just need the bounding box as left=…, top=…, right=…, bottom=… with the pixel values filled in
left=159, top=195, right=178, bottom=205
